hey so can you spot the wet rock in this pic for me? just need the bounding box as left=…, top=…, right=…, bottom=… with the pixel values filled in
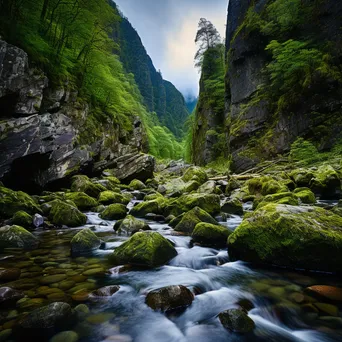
left=305, top=285, right=342, bottom=302
left=11, top=211, right=32, bottom=229
left=65, top=192, right=98, bottom=211
left=71, top=175, right=106, bottom=198
left=50, top=331, right=79, bottom=342
left=221, top=198, right=243, bottom=215
left=86, top=313, right=115, bottom=325
left=192, top=222, right=231, bottom=248
left=173, top=207, right=218, bottom=234
left=0, top=268, right=21, bottom=282
left=100, top=204, right=128, bottom=220
left=16, top=297, right=47, bottom=310
left=74, top=303, right=89, bottom=318
left=98, top=191, right=129, bottom=206
left=14, top=302, right=76, bottom=339
left=33, top=214, right=44, bottom=228
left=219, top=309, right=255, bottom=333
left=130, top=198, right=167, bottom=218
left=145, top=213, right=166, bottom=222
left=48, top=200, right=87, bottom=227
left=40, top=274, right=67, bottom=285
left=114, top=215, right=151, bottom=236
left=182, top=167, right=208, bottom=185
left=314, top=303, right=339, bottom=316
left=90, top=285, right=120, bottom=298
left=0, top=225, right=39, bottom=250
left=228, top=204, right=342, bottom=272
left=293, top=188, right=316, bottom=204
left=0, top=186, right=42, bottom=218
left=198, top=181, right=222, bottom=194
left=310, top=165, right=341, bottom=199
left=0, top=329, right=12, bottom=341
left=70, top=228, right=101, bottom=255
left=129, top=179, right=146, bottom=190
left=255, top=192, right=299, bottom=209
left=145, top=285, right=194, bottom=312
left=247, top=176, right=288, bottom=196
left=109, top=231, right=177, bottom=268
left=0, top=287, right=24, bottom=307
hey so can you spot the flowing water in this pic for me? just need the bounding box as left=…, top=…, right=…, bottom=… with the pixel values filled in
left=1, top=200, right=342, bottom=341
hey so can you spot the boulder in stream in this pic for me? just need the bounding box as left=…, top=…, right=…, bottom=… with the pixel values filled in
left=99, top=204, right=128, bottom=220
left=70, top=228, right=102, bottom=255
left=0, top=225, right=39, bottom=250
left=219, top=308, right=255, bottom=333
left=192, top=222, right=232, bottom=248
left=114, top=215, right=151, bottom=236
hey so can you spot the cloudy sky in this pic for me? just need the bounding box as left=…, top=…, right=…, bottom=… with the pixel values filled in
left=114, top=0, right=228, bottom=98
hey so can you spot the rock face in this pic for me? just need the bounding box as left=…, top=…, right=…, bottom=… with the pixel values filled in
left=228, top=204, right=342, bottom=272
left=0, top=40, right=151, bottom=192
left=225, top=0, right=342, bottom=171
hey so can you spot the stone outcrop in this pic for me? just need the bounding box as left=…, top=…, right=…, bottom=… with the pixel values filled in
left=0, top=40, right=152, bottom=192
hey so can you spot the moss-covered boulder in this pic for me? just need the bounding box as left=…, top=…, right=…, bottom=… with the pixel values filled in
left=99, top=204, right=127, bottom=220
left=48, top=200, right=87, bottom=227
left=114, top=215, right=151, bottom=236
left=198, top=181, right=222, bottom=195
left=145, top=285, right=194, bottom=312
left=228, top=204, right=342, bottom=272
left=174, top=207, right=218, bottom=234
left=12, top=211, right=33, bottom=228
left=0, top=225, right=39, bottom=250
left=0, top=186, right=41, bottom=218
left=130, top=197, right=167, bottom=218
left=290, top=169, right=314, bottom=188
left=182, top=167, right=208, bottom=185
left=293, top=188, right=316, bottom=204
left=169, top=193, right=221, bottom=216
left=184, top=180, right=201, bottom=193
left=129, top=179, right=146, bottom=190
left=109, top=231, right=177, bottom=268
left=70, top=228, right=102, bottom=255
left=255, top=192, right=299, bottom=209
left=192, top=223, right=231, bottom=248
left=221, top=198, right=243, bottom=215
left=310, top=165, right=341, bottom=198
left=65, top=192, right=98, bottom=211
left=219, top=309, right=255, bottom=333
left=247, top=176, right=288, bottom=196
left=70, top=175, right=106, bottom=198
left=226, top=178, right=241, bottom=194
left=98, top=191, right=129, bottom=205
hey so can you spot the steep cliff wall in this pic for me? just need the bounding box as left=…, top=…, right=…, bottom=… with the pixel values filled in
left=226, top=0, right=342, bottom=171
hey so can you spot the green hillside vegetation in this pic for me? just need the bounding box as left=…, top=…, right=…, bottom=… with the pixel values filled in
left=0, top=0, right=183, bottom=160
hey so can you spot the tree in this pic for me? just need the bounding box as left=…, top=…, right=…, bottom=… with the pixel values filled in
left=194, top=18, right=221, bottom=68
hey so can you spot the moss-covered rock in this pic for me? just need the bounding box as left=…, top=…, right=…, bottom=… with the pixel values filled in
left=98, top=191, right=129, bottom=205
left=192, top=222, right=231, bottom=248
left=293, top=188, right=316, bottom=204
left=145, top=285, right=194, bottom=312
left=219, top=309, right=255, bottom=333
left=0, top=186, right=41, bottom=218
left=256, top=192, right=299, bottom=209
left=174, top=207, right=218, bottom=234
left=169, top=193, right=221, bottom=216
left=247, top=176, right=288, bottom=196
left=65, top=192, right=98, bottom=211
left=184, top=180, right=201, bottom=192
left=226, top=178, right=241, bottom=194
left=290, top=169, right=314, bottom=187
left=109, top=231, right=177, bottom=267
left=114, top=215, right=151, bottom=236
left=130, top=197, right=167, bottom=218
left=221, top=198, right=243, bottom=215
left=99, top=204, right=127, bottom=220
left=12, top=211, right=33, bottom=228
left=0, top=225, right=39, bottom=250
left=129, top=179, right=146, bottom=190
left=310, top=165, right=341, bottom=198
left=70, top=228, right=101, bottom=255
left=48, top=200, right=87, bottom=227
left=228, top=204, right=342, bottom=272
left=182, top=167, right=208, bottom=184
left=198, top=181, right=222, bottom=194
left=71, top=175, right=106, bottom=198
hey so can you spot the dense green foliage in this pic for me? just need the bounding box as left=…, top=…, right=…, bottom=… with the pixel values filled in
left=0, top=0, right=184, bottom=160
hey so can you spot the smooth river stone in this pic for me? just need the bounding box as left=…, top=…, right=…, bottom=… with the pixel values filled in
left=82, top=268, right=104, bottom=276
left=306, top=285, right=342, bottom=302
left=0, top=268, right=21, bottom=281
left=40, top=274, right=67, bottom=285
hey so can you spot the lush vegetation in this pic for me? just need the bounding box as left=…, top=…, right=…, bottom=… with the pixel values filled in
left=0, top=0, right=185, bottom=160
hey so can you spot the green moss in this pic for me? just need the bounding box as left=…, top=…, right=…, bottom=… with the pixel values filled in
left=129, top=179, right=146, bottom=190
left=12, top=211, right=33, bottom=228
left=99, top=204, right=127, bottom=220
left=109, top=231, right=177, bottom=267
left=184, top=180, right=201, bottom=193
left=0, top=186, right=42, bottom=218
left=70, top=228, right=101, bottom=254
left=182, top=167, right=208, bottom=184
left=221, top=198, right=243, bottom=215
left=256, top=192, right=299, bottom=209
left=48, top=200, right=87, bottom=227
left=65, top=192, right=98, bottom=211
left=98, top=191, right=129, bottom=205
left=247, top=176, right=288, bottom=196
left=71, top=176, right=106, bottom=198
left=192, top=222, right=231, bottom=248
left=228, top=203, right=342, bottom=272
left=114, top=215, right=151, bottom=236
left=0, top=225, right=39, bottom=250
left=310, top=165, right=341, bottom=198
left=174, top=207, right=218, bottom=234
left=130, top=198, right=168, bottom=218
left=293, top=188, right=316, bottom=204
